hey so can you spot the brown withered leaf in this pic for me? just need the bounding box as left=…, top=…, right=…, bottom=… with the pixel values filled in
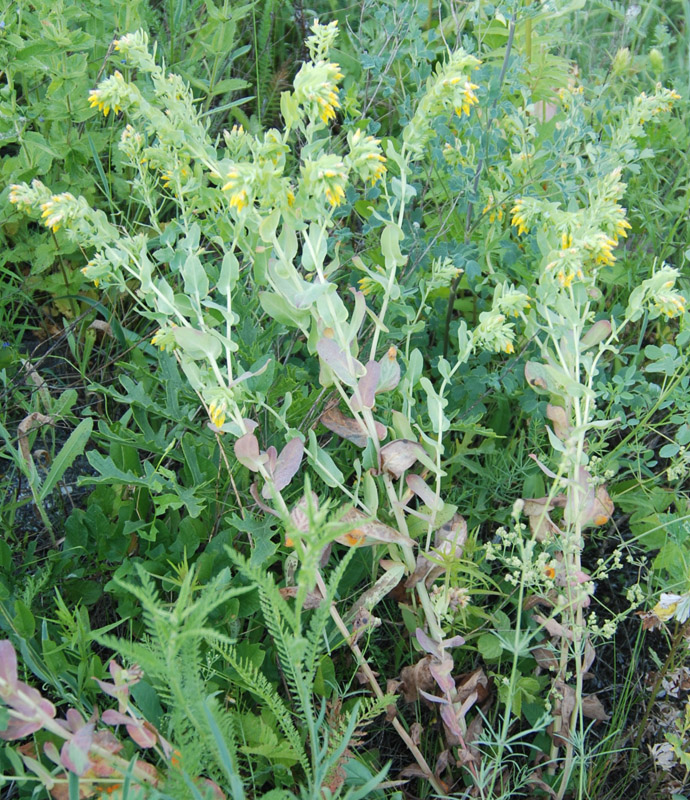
left=564, top=467, right=615, bottom=528
left=582, top=693, right=609, bottom=722
left=400, top=655, right=435, bottom=704
left=404, top=552, right=433, bottom=590
left=532, top=646, right=559, bottom=672
left=320, top=407, right=387, bottom=447
left=410, top=722, right=423, bottom=747
left=434, top=749, right=451, bottom=778
left=583, top=640, right=596, bottom=675
left=356, top=667, right=378, bottom=685
left=549, top=680, right=576, bottom=747
left=465, top=713, right=484, bottom=758
left=522, top=496, right=565, bottom=541
left=18, top=412, right=54, bottom=466
left=88, top=319, right=114, bottom=338
left=279, top=586, right=324, bottom=609
left=523, top=595, right=555, bottom=611
left=546, top=404, right=570, bottom=441
left=378, top=439, right=424, bottom=479
left=455, top=668, right=490, bottom=706
left=338, top=508, right=414, bottom=547
left=534, top=614, right=574, bottom=641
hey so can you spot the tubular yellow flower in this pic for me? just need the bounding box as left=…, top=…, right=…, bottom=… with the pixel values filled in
left=208, top=400, right=227, bottom=429
left=615, top=217, right=632, bottom=238
left=39, top=193, right=75, bottom=233
left=510, top=201, right=530, bottom=235
left=292, top=60, right=344, bottom=126
left=222, top=166, right=253, bottom=212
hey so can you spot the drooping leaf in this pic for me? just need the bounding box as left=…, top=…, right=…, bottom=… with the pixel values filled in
left=320, top=407, right=386, bottom=447
left=379, top=440, right=425, bottom=479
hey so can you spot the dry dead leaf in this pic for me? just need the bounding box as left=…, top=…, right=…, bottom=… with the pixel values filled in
left=378, top=439, right=425, bottom=479
left=320, top=407, right=386, bottom=447
left=400, top=656, right=435, bottom=704
left=338, top=508, right=414, bottom=547
left=582, top=693, right=609, bottom=722
left=18, top=412, right=54, bottom=466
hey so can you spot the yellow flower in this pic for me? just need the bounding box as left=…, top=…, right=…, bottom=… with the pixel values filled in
left=615, top=217, right=632, bottom=238
left=208, top=401, right=227, bottom=430
left=39, top=193, right=74, bottom=233
left=222, top=168, right=252, bottom=212
left=510, top=200, right=529, bottom=235
left=453, top=80, right=479, bottom=117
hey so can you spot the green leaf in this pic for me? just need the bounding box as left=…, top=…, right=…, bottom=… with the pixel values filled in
left=14, top=599, right=35, bottom=638
left=380, top=222, right=407, bottom=269
left=39, top=419, right=93, bottom=502
left=173, top=328, right=222, bottom=360
left=182, top=254, right=210, bottom=299
left=477, top=633, right=502, bottom=660
left=308, top=430, right=344, bottom=488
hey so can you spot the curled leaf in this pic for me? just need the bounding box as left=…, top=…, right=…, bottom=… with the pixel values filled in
left=379, top=439, right=425, bottom=479
left=351, top=361, right=380, bottom=412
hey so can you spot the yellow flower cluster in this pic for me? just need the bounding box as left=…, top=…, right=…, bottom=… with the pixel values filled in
left=8, top=185, right=31, bottom=213
left=403, top=49, right=482, bottom=157
left=161, top=165, right=191, bottom=190
left=222, top=166, right=253, bottom=212
left=510, top=200, right=529, bottom=235
left=445, top=75, right=479, bottom=117
left=654, top=284, right=687, bottom=317
left=591, top=232, right=618, bottom=267
left=39, top=192, right=75, bottom=233
left=346, top=129, right=387, bottom=186
left=293, top=60, right=344, bottom=125
left=88, top=70, right=126, bottom=117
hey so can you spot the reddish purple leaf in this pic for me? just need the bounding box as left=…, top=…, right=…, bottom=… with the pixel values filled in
left=60, top=722, right=95, bottom=775
left=0, top=640, right=17, bottom=691
left=440, top=703, right=464, bottom=739
left=271, top=438, right=304, bottom=492
left=265, top=445, right=278, bottom=475
left=316, top=338, right=365, bottom=387
left=352, top=361, right=380, bottom=411
left=234, top=433, right=266, bottom=471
